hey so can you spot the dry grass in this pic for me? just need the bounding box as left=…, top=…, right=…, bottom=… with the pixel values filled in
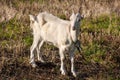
left=0, top=0, right=120, bottom=80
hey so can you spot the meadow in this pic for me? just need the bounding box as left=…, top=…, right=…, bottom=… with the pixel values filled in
left=0, top=0, right=120, bottom=80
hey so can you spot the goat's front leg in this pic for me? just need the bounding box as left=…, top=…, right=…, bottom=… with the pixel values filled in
left=59, top=47, right=66, bottom=75
left=69, top=47, right=77, bottom=77
left=36, top=40, right=45, bottom=63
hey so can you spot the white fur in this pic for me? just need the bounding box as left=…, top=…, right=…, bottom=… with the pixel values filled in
left=29, top=12, right=82, bottom=77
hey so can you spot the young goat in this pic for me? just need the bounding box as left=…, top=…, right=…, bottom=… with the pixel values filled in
left=29, top=12, right=82, bottom=77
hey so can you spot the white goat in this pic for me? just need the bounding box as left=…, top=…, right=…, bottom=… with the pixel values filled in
left=29, top=12, right=82, bottom=77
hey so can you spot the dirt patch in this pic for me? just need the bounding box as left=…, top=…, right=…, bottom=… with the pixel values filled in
left=0, top=51, right=120, bottom=80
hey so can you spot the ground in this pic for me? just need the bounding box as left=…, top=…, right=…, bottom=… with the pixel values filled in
left=0, top=47, right=120, bottom=80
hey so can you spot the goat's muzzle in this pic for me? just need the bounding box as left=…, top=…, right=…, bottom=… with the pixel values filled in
left=74, top=40, right=81, bottom=53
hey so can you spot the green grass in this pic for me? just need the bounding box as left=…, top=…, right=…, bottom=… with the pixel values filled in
left=0, top=14, right=120, bottom=62
left=80, top=14, right=120, bottom=64
left=0, top=13, right=120, bottom=79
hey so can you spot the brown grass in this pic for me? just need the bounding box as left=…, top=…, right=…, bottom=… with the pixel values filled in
left=0, top=0, right=120, bottom=80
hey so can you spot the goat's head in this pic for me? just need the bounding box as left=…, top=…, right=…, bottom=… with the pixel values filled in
left=69, top=12, right=83, bottom=42
left=29, top=14, right=38, bottom=29
left=70, top=12, right=83, bottom=31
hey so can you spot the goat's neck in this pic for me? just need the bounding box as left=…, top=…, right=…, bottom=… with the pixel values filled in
left=69, top=26, right=77, bottom=43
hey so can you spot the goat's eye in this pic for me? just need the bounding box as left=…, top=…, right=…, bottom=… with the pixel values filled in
left=77, top=19, right=80, bottom=22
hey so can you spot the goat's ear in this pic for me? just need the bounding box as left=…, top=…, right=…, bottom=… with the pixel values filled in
left=29, top=14, right=35, bottom=21
left=81, top=14, right=84, bottom=20
left=70, top=12, right=75, bottom=20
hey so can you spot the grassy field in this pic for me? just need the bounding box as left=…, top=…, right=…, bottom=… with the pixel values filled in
left=0, top=0, right=120, bottom=80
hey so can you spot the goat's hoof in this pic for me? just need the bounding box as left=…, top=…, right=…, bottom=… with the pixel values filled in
left=38, top=59, right=45, bottom=63
left=61, top=71, right=66, bottom=75
left=41, top=60, right=45, bottom=63
left=60, top=68, right=66, bottom=75
left=61, top=70, right=66, bottom=75
left=72, top=72, right=77, bottom=77
left=32, top=64, right=37, bottom=68
left=30, top=62, right=37, bottom=68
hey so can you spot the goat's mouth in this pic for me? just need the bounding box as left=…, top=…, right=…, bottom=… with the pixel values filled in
left=72, top=26, right=76, bottom=30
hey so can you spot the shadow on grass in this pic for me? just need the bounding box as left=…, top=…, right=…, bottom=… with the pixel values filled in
left=36, top=61, right=56, bottom=69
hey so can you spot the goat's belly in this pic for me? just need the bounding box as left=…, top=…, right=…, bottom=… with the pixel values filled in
left=43, top=38, right=58, bottom=47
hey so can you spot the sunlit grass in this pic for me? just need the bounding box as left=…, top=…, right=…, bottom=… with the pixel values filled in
left=0, top=12, right=120, bottom=79
left=80, top=14, right=120, bottom=64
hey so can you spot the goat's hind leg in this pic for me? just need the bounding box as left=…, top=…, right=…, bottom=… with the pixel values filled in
left=30, top=37, right=39, bottom=68
left=36, top=40, right=45, bottom=63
